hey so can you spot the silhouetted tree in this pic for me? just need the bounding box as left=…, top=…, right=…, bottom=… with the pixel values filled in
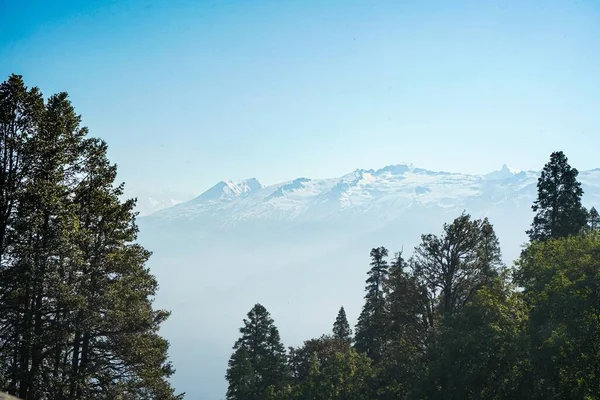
left=226, top=304, right=288, bottom=399
left=527, top=151, right=587, bottom=241
left=333, top=307, right=352, bottom=343
left=412, top=213, right=500, bottom=316
left=354, top=247, right=390, bottom=363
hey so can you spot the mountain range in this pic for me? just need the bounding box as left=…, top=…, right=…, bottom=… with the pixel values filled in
left=135, top=163, right=600, bottom=400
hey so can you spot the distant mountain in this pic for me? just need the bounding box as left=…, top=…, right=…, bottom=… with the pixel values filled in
left=148, top=163, right=593, bottom=224
left=121, top=189, right=195, bottom=216
left=137, top=163, right=600, bottom=400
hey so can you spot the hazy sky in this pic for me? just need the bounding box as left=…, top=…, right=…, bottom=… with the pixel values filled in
left=1, top=0, right=599, bottom=194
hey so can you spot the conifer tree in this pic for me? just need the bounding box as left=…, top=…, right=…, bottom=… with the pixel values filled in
left=226, top=304, right=288, bottom=400
left=588, top=207, right=600, bottom=231
left=376, top=251, right=429, bottom=399
left=332, top=307, right=352, bottom=343
left=354, top=247, right=389, bottom=363
left=0, top=75, right=182, bottom=400
left=527, top=151, right=587, bottom=241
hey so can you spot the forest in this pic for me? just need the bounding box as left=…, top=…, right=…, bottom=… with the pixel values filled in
left=225, top=152, right=600, bottom=399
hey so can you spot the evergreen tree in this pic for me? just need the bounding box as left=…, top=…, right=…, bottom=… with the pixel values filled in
left=588, top=206, right=600, bottom=231
left=0, top=75, right=181, bottom=400
left=354, top=247, right=389, bottom=363
left=333, top=307, right=352, bottom=343
left=527, top=151, right=587, bottom=241
left=226, top=304, right=288, bottom=400
left=376, top=252, right=429, bottom=399
left=515, top=233, right=600, bottom=398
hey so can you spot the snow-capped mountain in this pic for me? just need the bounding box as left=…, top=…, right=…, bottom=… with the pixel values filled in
left=148, top=163, right=599, bottom=225
left=137, top=163, right=600, bottom=400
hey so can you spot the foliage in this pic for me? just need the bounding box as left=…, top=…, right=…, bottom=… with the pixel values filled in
left=515, top=232, right=600, bottom=399
left=226, top=304, right=288, bottom=400
left=354, top=247, right=390, bottom=363
left=332, top=306, right=352, bottom=343
left=527, top=151, right=587, bottom=241
left=0, top=74, right=181, bottom=400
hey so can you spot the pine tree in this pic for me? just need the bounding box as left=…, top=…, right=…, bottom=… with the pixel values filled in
left=588, top=207, right=600, bottom=231
left=226, top=304, right=288, bottom=399
left=332, top=307, right=352, bottom=343
left=0, top=75, right=182, bottom=399
left=354, top=247, right=389, bottom=363
left=527, top=151, right=587, bottom=242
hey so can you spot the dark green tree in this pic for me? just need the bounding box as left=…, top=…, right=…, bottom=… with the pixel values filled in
left=354, top=247, right=390, bottom=363
left=376, top=252, right=429, bottom=399
left=226, top=304, right=288, bottom=400
left=527, top=151, right=587, bottom=242
left=412, top=213, right=500, bottom=316
left=416, top=277, right=528, bottom=400
left=588, top=206, right=600, bottom=231
left=333, top=307, right=352, bottom=343
left=288, top=337, right=374, bottom=400
left=0, top=75, right=181, bottom=400
left=515, top=232, right=600, bottom=399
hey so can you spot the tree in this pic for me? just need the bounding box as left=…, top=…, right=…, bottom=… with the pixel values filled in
left=226, top=304, right=288, bottom=399
left=412, top=213, right=501, bottom=317
left=0, top=75, right=181, bottom=400
left=288, top=339, right=374, bottom=400
left=375, top=252, right=429, bottom=399
left=354, top=247, right=390, bottom=363
left=515, top=232, right=600, bottom=399
left=588, top=206, right=600, bottom=231
left=415, top=277, right=529, bottom=400
left=333, top=307, right=352, bottom=343
left=527, top=151, right=587, bottom=242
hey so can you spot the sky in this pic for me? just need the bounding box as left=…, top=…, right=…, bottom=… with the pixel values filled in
left=1, top=0, right=599, bottom=195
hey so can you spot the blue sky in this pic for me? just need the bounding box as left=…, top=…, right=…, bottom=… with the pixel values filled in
left=1, top=0, right=599, bottom=194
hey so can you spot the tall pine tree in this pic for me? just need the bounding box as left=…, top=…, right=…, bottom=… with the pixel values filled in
left=0, top=75, right=182, bottom=400
left=354, top=247, right=389, bottom=363
left=226, top=304, right=288, bottom=400
left=527, top=151, right=587, bottom=241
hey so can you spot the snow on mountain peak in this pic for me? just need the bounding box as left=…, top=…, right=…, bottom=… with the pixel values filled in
left=192, top=178, right=263, bottom=203
left=484, top=164, right=521, bottom=181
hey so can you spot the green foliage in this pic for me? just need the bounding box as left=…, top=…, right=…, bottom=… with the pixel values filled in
left=515, top=232, right=600, bottom=399
left=0, top=75, right=181, bottom=400
left=354, top=247, right=390, bottom=363
left=226, top=304, right=288, bottom=400
left=527, top=151, right=587, bottom=242
left=332, top=306, right=352, bottom=343
left=412, top=213, right=502, bottom=316
left=416, top=277, right=529, bottom=399
left=289, top=340, right=374, bottom=400
left=588, top=206, right=600, bottom=231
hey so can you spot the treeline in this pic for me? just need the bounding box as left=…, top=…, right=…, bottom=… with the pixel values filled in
left=0, top=75, right=182, bottom=399
left=226, top=151, right=600, bottom=399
